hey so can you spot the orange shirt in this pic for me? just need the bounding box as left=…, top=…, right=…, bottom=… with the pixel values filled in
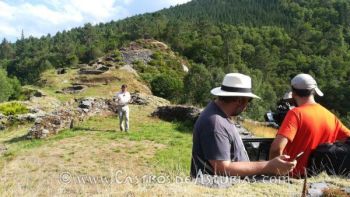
left=277, top=103, right=350, bottom=177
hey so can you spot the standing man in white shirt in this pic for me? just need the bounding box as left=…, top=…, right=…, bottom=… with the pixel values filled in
left=114, top=84, right=131, bottom=132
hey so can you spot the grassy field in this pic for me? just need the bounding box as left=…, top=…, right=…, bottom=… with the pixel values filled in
left=0, top=68, right=348, bottom=196
left=1, top=104, right=349, bottom=196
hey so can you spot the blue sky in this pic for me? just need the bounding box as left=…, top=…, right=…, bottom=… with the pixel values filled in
left=0, top=0, right=191, bottom=42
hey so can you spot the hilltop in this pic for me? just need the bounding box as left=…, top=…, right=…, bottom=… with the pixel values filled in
left=1, top=0, right=350, bottom=126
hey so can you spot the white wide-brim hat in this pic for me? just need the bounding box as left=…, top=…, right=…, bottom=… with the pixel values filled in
left=211, top=73, right=260, bottom=99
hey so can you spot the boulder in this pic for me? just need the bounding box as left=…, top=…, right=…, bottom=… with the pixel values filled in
left=17, top=114, right=35, bottom=122
left=130, top=93, right=148, bottom=105
left=0, top=144, right=7, bottom=154
left=152, top=105, right=202, bottom=123
left=33, top=90, right=45, bottom=97
left=0, top=124, right=5, bottom=131
left=308, top=182, right=329, bottom=197
left=182, top=64, right=189, bottom=72
left=57, top=68, right=67, bottom=75
left=78, top=98, right=94, bottom=109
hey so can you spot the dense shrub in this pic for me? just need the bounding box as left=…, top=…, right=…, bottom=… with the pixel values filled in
left=0, top=102, right=29, bottom=116
left=150, top=74, right=183, bottom=102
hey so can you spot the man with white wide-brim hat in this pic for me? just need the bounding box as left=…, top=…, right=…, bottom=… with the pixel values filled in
left=191, top=73, right=296, bottom=178
left=269, top=73, right=350, bottom=177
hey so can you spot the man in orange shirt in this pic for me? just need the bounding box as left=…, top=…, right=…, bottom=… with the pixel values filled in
left=269, top=73, right=350, bottom=177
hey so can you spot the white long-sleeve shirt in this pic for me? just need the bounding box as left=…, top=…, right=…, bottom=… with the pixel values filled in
left=115, top=91, right=131, bottom=106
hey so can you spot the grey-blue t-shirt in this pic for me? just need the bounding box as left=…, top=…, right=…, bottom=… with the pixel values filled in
left=190, top=101, right=249, bottom=177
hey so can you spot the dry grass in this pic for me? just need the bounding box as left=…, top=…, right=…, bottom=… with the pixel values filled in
left=2, top=106, right=348, bottom=196
left=242, top=120, right=277, bottom=138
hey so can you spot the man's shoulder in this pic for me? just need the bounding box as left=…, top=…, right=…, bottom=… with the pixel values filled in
left=195, top=111, right=227, bottom=135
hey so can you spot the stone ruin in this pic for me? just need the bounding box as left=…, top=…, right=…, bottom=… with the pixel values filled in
left=151, top=105, right=202, bottom=124
left=27, top=97, right=118, bottom=139
left=25, top=93, right=167, bottom=139
left=0, top=113, right=5, bottom=131
left=61, top=85, right=86, bottom=94
left=78, top=68, right=106, bottom=75
left=27, top=109, right=75, bottom=139
left=77, top=54, right=120, bottom=76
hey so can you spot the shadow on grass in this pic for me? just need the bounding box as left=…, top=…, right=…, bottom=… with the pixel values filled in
left=71, top=126, right=118, bottom=133
left=4, top=134, right=28, bottom=144
left=173, top=120, right=194, bottom=134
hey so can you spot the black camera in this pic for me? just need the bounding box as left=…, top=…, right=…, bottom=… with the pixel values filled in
left=265, top=100, right=293, bottom=127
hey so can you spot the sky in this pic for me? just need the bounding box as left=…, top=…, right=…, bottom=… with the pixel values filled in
left=0, top=0, right=191, bottom=42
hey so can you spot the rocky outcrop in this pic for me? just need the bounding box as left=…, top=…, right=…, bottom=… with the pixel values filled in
left=151, top=105, right=202, bottom=123
left=121, top=49, right=153, bottom=65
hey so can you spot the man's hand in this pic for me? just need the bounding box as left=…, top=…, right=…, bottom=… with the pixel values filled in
left=264, top=155, right=297, bottom=175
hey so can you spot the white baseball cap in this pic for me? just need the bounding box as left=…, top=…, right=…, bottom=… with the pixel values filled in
left=291, top=74, right=323, bottom=96
left=211, top=73, right=260, bottom=99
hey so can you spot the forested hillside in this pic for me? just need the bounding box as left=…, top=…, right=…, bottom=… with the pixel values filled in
left=0, top=0, right=350, bottom=125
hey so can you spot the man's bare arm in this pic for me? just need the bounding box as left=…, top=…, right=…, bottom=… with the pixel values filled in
left=209, top=155, right=296, bottom=176
left=269, top=135, right=289, bottom=160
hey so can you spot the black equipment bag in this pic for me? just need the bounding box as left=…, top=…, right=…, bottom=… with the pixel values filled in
left=307, top=138, right=350, bottom=177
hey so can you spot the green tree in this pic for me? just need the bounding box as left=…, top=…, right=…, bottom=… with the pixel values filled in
left=0, top=69, right=13, bottom=102
left=183, top=64, right=212, bottom=106
left=150, top=74, right=183, bottom=102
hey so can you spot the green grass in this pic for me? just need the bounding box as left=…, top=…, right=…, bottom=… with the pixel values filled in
left=74, top=115, right=193, bottom=176
left=0, top=113, right=193, bottom=178
left=0, top=125, right=84, bottom=170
